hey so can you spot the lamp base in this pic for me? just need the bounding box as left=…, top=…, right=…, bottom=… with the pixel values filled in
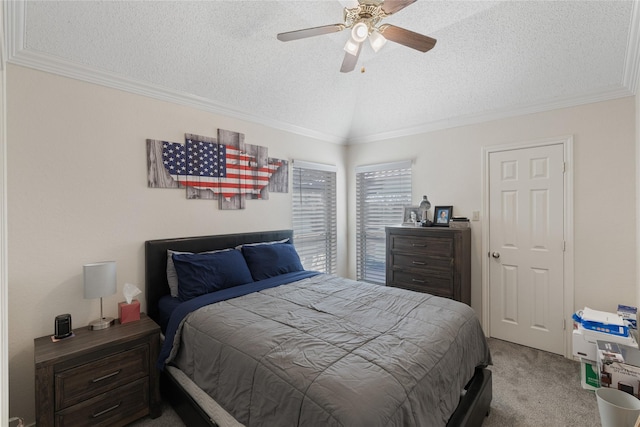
left=88, top=316, right=115, bottom=330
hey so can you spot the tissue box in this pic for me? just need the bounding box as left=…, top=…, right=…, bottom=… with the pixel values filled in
left=118, top=300, right=140, bottom=324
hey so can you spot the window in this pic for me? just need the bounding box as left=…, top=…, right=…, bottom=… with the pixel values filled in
left=292, top=160, right=337, bottom=274
left=356, top=160, right=412, bottom=284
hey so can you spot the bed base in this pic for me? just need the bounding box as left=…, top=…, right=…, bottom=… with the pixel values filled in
left=161, top=366, right=492, bottom=427
left=161, top=371, right=217, bottom=427
left=146, top=230, right=492, bottom=427
left=447, top=367, right=492, bottom=427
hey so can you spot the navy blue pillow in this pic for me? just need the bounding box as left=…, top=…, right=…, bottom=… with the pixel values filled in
left=172, top=250, right=254, bottom=301
left=241, top=242, right=304, bottom=281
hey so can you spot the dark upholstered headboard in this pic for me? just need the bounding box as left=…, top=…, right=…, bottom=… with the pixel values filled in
left=144, top=229, right=294, bottom=324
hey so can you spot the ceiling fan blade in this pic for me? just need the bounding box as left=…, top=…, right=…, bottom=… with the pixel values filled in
left=381, top=0, right=417, bottom=15
left=378, top=24, right=436, bottom=52
left=340, top=42, right=363, bottom=73
left=277, top=24, right=345, bottom=42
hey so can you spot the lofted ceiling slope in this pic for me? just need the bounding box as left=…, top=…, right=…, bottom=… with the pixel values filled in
left=6, top=0, right=640, bottom=144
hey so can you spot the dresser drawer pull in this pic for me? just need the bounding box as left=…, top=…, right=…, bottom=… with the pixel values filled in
left=412, top=279, right=425, bottom=283
left=91, top=370, right=121, bottom=383
left=412, top=261, right=426, bottom=265
left=411, top=243, right=426, bottom=247
left=92, top=402, right=121, bottom=418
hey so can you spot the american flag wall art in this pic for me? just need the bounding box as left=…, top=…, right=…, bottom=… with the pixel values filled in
left=146, top=129, right=288, bottom=210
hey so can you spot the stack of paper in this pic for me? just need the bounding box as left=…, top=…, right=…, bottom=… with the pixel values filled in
left=582, top=307, right=625, bottom=326
left=577, top=307, right=628, bottom=337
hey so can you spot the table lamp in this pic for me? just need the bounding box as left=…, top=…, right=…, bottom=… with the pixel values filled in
left=84, top=261, right=117, bottom=330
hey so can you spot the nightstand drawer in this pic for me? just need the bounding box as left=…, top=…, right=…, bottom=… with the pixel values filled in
left=55, top=377, right=149, bottom=427
left=55, top=344, right=149, bottom=410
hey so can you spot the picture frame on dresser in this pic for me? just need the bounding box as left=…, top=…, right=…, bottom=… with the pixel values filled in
left=402, top=206, right=419, bottom=226
left=434, top=206, right=452, bottom=226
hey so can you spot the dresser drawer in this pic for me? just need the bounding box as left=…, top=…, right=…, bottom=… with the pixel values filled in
left=389, top=270, right=454, bottom=298
left=392, top=253, right=452, bottom=274
left=55, top=345, right=149, bottom=410
left=389, top=234, right=453, bottom=257
left=55, top=377, right=149, bottom=427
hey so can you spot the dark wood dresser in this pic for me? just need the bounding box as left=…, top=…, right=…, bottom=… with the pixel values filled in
left=386, top=226, right=471, bottom=305
left=34, top=314, right=161, bottom=427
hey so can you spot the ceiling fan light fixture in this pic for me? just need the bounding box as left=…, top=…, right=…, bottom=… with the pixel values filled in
left=344, top=37, right=360, bottom=56
left=351, top=22, right=369, bottom=43
left=369, top=29, right=387, bottom=53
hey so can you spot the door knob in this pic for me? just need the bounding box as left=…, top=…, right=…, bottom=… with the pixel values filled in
left=491, top=252, right=500, bottom=259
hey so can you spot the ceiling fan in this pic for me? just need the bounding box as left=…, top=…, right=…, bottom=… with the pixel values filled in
left=277, top=0, right=437, bottom=73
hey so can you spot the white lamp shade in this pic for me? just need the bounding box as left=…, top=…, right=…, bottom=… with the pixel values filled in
left=369, top=29, right=387, bottom=53
left=344, top=38, right=361, bottom=56
left=84, top=261, right=117, bottom=299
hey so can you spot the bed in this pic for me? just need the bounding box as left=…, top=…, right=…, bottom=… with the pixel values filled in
left=145, top=230, right=492, bottom=427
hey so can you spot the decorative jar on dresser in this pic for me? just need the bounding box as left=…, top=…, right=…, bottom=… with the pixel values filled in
left=34, top=314, right=161, bottom=427
left=385, top=226, right=471, bottom=305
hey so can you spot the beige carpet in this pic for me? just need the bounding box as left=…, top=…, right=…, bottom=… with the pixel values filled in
left=484, top=338, right=600, bottom=427
left=129, top=337, right=603, bottom=426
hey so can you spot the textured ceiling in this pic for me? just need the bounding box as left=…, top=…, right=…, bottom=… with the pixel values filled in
left=7, top=0, right=640, bottom=144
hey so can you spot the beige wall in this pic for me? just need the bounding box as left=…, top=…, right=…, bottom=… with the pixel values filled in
left=6, top=64, right=638, bottom=423
left=6, top=65, right=347, bottom=423
left=346, top=97, right=637, bottom=321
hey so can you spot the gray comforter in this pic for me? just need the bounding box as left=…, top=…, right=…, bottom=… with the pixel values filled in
left=170, top=274, right=491, bottom=426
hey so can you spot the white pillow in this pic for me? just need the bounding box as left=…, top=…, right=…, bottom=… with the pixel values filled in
left=234, top=238, right=290, bottom=250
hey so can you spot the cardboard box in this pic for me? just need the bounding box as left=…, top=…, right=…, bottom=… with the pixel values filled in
left=597, top=340, right=640, bottom=397
left=618, top=304, right=638, bottom=329
left=573, top=326, right=636, bottom=360
left=580, top=359, right=600, bottom=390
left=118, top=299, right=140, bottom=324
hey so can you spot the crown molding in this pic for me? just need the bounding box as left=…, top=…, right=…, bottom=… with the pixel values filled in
left=623, top=0, right=640, bottom=94
left=347, top=85, right=634, bottom=145
left=8, top=50, right=349, bottom=145
left=4, top=1, right=347, bottom=146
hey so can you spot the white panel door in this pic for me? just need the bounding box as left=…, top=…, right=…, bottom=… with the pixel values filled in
left=488, top=144, right=565, bottom=354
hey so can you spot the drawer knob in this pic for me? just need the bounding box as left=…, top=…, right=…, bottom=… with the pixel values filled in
left=412, top=261, right=426, bottom=266
left=91, top=370, right=121, bottom=383
left=412, top=278, right=425, bottom=283
left=92, top=402, right=121, bottom=418
left=411, top=243, right=426, bottom=247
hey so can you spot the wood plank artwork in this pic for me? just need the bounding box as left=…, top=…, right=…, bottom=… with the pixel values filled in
left=184, top=133, right=217, bottom=201
left=146, top=129, right=288, bottom=210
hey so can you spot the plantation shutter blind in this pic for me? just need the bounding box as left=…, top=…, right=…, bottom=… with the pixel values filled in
left=356, top=160, right=412, bottom=284
left=292, top=160, right=337, bottom=274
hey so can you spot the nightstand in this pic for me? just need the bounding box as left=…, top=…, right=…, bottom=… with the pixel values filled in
left=34, top=314, right=161, bottom=427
